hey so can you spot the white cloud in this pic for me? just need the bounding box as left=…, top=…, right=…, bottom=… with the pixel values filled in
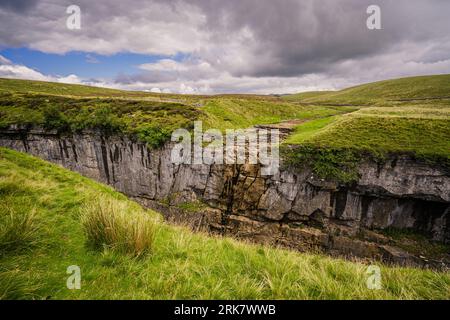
left=0, top=55, right=49, bottom=81
left=111, top=45, right=450, bottom=94
left=0, top=55, right=11, bottom=65
left=140, top=59, right=189, bottom=72
left=56, top=74, right=83, bottom=84
left=0, top=55, right=97, bottom=86
left=85, top=54, right=99, bottom=64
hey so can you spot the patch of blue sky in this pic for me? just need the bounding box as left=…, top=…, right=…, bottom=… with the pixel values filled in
left=0, top=47, right=188, bottom=79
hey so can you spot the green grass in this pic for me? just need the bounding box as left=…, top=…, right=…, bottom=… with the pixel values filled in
left=283, top=74, right=450, bottom=105
left=285, top=116, right=338, bottom=144
left=0, top=78, right=354, bottom=145
left=81, top=196, right=157, bottom=257
left=0, top=147, right=449, bottom=300
left=282, top=145, right=362, bottom=183
left=0, top=78, right=196, bottom=102
left=0, top=201, right=39, bottom=258
left=282, top=75, right=450, bottom=180
left=283, top=114, right=450, bottom=182
left=175, top=200, right=209, bottom=213
left=301, top=116, right=450, bottom=160
left=282, top=91, right=334, bottom=102
left=0, top=92, right=200, bottom=148
left=200, top=98, right=352, bottom=131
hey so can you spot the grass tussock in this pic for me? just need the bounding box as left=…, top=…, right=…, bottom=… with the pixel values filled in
left=81, top=196, right=157, bottom=257
left=0, top=269, right=42, bottom=300
left=0, top=203, right=40, bottom=257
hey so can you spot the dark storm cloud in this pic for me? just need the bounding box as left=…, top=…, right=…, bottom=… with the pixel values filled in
left=189, top=0, right=450, bottom=77
left=0, top=0, right=39, bottom=12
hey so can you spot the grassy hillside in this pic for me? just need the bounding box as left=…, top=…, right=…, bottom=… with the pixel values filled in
left=1, top=75, right=449, bottom=179
left=285, top=111, right=450, bottom=160
left=282, top=75, right=450, bottom=105
left=201, top=98, right=354, bottom=131
left=282, top=91, right=334, bottom=103
left=0, top=78, right=276, bottom=102
left=0, top=92, right=201, bottom=148
left=0, top=78, right=199, bottom=103
left=1, top=147, right=449, bottom=300
left=0, top=78, right=351, bottom=145
left=282, top=75, right=450, bottom=179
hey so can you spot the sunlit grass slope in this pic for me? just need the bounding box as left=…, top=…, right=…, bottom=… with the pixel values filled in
left=285, top=112, right=450, bottom=161
left=0, top=147, right=449, bottom=300
left=282, top=91, right=334, bottom=103
left=201, top=98, right=354, bottom=131
left=283, top=74, right=450, bottom=105
left=283, top=75, right=450, bottom=172
left=0, top=78, right=194, bottom=101
left=0, top=78, right=352, bottom=142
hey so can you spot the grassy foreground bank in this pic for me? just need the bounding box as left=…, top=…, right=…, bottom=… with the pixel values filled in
left=0, top=148, right=449, bottom=300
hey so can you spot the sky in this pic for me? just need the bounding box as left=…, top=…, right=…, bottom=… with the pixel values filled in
left=0, top=0, right=450, bottom=94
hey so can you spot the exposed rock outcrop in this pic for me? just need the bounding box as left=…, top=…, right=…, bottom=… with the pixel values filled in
left=1, top=127, right=449, bottom=267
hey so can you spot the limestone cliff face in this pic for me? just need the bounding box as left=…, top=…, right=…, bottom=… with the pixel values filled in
left=1, top=127, right=449, bottom=265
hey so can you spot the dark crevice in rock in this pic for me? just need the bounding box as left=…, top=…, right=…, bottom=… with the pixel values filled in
left=99, top=137, right=110, bottom=184
left=71, top=143, right=78, bottom=162
left=333, top=190, right=348, bottom=219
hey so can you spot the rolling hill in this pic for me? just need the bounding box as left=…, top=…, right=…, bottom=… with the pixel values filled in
left=282, top=74, right=450, bottom=105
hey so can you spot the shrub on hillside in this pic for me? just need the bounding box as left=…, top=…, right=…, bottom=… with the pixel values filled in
left=43, top=104, right=70, bottom=131
left=282, top=145, right=361, bottom=183
left=136, top=124, right=172, bottom=149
